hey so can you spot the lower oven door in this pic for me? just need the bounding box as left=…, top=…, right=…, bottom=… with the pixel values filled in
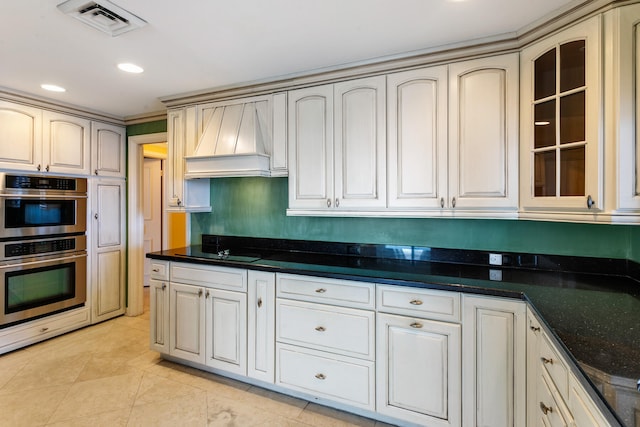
left=0, top=252, right=87, bottom=328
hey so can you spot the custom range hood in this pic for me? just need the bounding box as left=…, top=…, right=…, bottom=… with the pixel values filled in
left=184, top=97, right=272, bottom=178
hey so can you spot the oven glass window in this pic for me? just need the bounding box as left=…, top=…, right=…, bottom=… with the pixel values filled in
left=5, top=262, right=75, bottom=313
left=5, top=199, right=76, bottom=228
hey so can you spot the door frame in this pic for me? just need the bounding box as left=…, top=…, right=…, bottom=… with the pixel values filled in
left=127, top=132, right=168, bottom=316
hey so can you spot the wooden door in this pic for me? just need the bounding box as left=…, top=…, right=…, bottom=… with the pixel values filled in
left=170, top=282, right=205, bottom=364
left=143, top=158, right=163, bottom=287
left=205, top=288, right=247, bottom=375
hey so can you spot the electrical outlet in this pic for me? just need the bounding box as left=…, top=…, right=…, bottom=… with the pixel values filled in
left=489, top=269, right=503, bottom=281
left=489, top=253, right=503, bottom=266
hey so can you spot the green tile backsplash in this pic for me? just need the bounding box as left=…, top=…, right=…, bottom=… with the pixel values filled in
left=190, top=177, right=640, bottom=263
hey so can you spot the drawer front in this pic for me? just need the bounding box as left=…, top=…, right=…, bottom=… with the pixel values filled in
left=537, top=369, right=572, bottom=427
left=276, top=344, right=375, bottom=410
left=171, top=262, right=247, bottom=291
left=277, top=299, right=374, bottom=360
left=277, top=273, right=375, bottom=309
left=150, top=260, right=169, bottom=280
left=377, top=285, right=460, bottom=322
left=540, top=332, right=569, bottom=398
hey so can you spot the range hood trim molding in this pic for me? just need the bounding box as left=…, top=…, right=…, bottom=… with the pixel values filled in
left=184, top=153, right=272, bottom=179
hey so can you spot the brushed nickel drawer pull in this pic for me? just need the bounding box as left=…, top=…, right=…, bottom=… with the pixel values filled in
left=410, top=322, right=423, bottom=329
left=541, top=357, right=554, bottom=365
left=540, top=402, right=553, bottom=415
left=409, top=299, right=423, bottom=306
left=315, top=326, right=326, bottom=332
left=315, top=373, right=326, bottom=380
left=315, top=288, right=326, bottom=294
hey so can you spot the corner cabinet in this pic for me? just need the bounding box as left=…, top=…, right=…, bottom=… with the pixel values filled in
left=287, top=76, right=387, bottom=213
left=520, top=16, right=603, bottom=214
left=90, top=178, right=126, bottom=323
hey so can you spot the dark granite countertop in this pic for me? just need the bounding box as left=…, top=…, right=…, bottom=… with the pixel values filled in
left=147, top=235, right=640, bottom=426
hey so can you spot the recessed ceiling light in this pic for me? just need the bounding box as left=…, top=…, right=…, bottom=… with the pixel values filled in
left=118, top=63, right=144, bottom=74
left=41, top=84, right=66, bottom=92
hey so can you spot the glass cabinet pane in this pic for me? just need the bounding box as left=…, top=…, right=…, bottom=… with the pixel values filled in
left=534, top=151, right=556, bottom=196
left=534, top=49, right=556, bottom=100
left=534, top=100, right=556, bottom=148
left=560, top=91, right=585, bottom=144
left=560, top=146, right=585, bottom=196
left=560, top=40, right=586, bottom=92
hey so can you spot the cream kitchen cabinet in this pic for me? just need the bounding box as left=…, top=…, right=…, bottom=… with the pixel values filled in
left=376, top=286, right=461, bottom=427
left=91, top=121, right=125, bottom=178
left=448, top=53, right=520, bottom=212
left=167, top=262, right=248, bottom=374
left=275, top=274, right=376, bottom=411
left=462, top=294, right=527, bottom=427
left=90, top=178, right=126, bottom=324
left=166, top=107, right=210, bottom=212
left=287, top=76, right=386, bottom=213
left=527, top=308, right=613, bottom=427
left=0, top=101, right=92, bottom=175
left=247, top=270, right=276, bottom=383
left=520, top=16, right=602, bottom=214
left=149, top=260, right=170, bottom=354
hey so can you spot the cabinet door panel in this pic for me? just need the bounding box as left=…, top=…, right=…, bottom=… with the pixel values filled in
left=248, top=271, right=275, bottom=382
left=43, top=111, right=90, bottom=175
left=387, top=67, right=448, bottom=209
left=205, top=289, right=247, bottom=375
left=0, top=101, right=41, bottom=171
left=288, top=85, right=334, bottom=209
left=91, top=122, right=125, bottom=177
left=95, top=181, right=123, bottom=248
left=377, top=313, right=461, bottom=427
left=150, top=279, right=170, bottom=353
left=334, top=76, right=386, bottom=208
left=449, top=54, right=519, bottom=210
left=170, top=283, right=205, bottom=364
left=94, top=249, right=123, bottom=318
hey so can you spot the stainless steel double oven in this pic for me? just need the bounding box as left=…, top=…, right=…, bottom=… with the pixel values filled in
left=0, top=173, right=87, bottom=328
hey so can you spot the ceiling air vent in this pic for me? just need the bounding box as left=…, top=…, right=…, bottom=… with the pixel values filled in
left=57, top=0, right=147, bottom=36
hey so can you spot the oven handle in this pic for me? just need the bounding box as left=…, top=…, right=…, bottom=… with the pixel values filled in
left=0, top=251, right=87, bottom=269
left=0, top=194, right=87, bottom=199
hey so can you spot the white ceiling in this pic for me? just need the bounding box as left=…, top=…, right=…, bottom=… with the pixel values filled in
left=0, top=0, right=584, bottom=119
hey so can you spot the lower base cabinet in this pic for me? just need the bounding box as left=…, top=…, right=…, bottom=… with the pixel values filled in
left=376, top=312, right=461, bottom=427
left=149, top=263, right=614, bottom=427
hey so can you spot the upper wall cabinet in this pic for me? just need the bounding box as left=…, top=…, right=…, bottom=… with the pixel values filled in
left=520, top=16, right=602, bottom=214
left=0, top=101, right=42, bottom=172
left=448, top=53, right=519, bottom=212
left=43, top=111, right=91, bottom=175
left=608, top=4, right=640, bottom=214
left=288, top=76, right=386, bottom=213
left=91, top=121, right=125, bottom=178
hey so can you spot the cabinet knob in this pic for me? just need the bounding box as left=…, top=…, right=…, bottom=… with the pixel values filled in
left=587, top=195, right=595, bottom=209
left=152, top=268, right=159, bottom=272
left=94, top=213, right=98, bottom=219
left=315, top=326, right=326, bottom=332
left=541, top=357, right=554, bottom=365
left=410, top=322, right=423, bottom=329
left=162, top=284, right=166, bottom=290
left=198, top=289, right=203, bottom=297
left=452, top=197, right=456, bottom=208
left=539, top=402, right=553, bottom=415
left=409, top=299, right=423, bottom=306
left=315, top=373, right=326, bottom=380
left=40, top=327, right=49, bottom=333
left=257, top=298, right=263, bottom=308
left=205, top=290, right=210, bottom=298
left=530, top=325, right=540, bottom=332
left=177, top=198, right=182, bottom=206
left=335, top=198, right=340, bottom=208
left=94, top=169, right=99, bottom=175
left=326, top=199, right=331, bottom=208
left=315, top=288, right=326, bottom=294
left=37, top=164, right=41, bottom=171
left=440, top=197, right=444, bottom=208
left=46, top=165, right=50, bottom=172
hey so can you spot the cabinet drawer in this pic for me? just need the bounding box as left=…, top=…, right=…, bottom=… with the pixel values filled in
left=171, top=262, right=247, bottom=291
left=150, top=260, right=169, bottom=280
left=276, top=299, right=374, bottom=360
left=276, top=273, right=374, bottom=309
left=276, top=344, right=375, bottom=410
left=537, top=369, right=572, bottom=426
left=377, top=285, right=460, bottom=322
left=540, top=332, right=569, bottom=398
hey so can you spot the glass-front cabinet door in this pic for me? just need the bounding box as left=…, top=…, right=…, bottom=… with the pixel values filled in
left=520, top=16, right=602, bottom=212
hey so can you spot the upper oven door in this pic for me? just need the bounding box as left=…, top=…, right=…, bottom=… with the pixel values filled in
left=0, top=195, right=87, bottom=239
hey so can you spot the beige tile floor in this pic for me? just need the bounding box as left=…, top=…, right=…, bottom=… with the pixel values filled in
left=0, top=289, right=393, bottom=427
